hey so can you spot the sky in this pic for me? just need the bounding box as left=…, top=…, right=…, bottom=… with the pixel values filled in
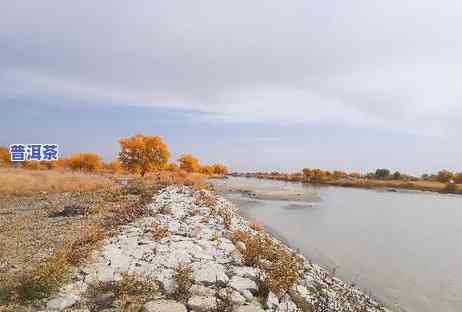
left=1, top=0, right=462, bottom=174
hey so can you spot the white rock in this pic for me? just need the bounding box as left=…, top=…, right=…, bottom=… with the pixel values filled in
left=190, top=284, right=216, bottom=297
left=230, top=290, right=246, bottom=305
left=143, top=299, right=187, bottom=312
left=241, top=289, right=254, bottom=302
left=187, top=295, right=217, bottom=312
left=156, top=269, right=176, bottom=295
left=276, top=295, right=298, bottom=312
left=192, top=262, right=229, bottom=285
left=265, top=291, right=279, bottom=309
left=46, top=294, right=78, bottom=310
left=233, top=266, right=258, bottom=281
left=233, top=302, right=265, bottom=312
left=229, top=276, right=258, bottom=293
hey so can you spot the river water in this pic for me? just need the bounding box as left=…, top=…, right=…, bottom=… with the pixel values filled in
left=214, top=177, right=462, bottom=312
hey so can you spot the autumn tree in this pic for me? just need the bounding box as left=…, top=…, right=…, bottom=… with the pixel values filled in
left=211, top=163, right=229, bottom=175
left=200, top=165, right=215, bottom=175
left=68, top=153, right=103, bottom=172
left=119, top=134, right=170, bottom=176
left=374, top=168, right=390, bottom=180
left=454, top=173, right=462, bottom=184
left=177, top=154, right=200, bottom=173
left=0, top=146, right=10, bottom=166
left=165, top=163, right=180, bottom=172
left=437, top=170, right=454, bottom=183
left=103, top=159, right=122, bottom=174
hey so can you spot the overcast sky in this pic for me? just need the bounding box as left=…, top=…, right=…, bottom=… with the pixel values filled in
left=1, top=0, right=461, bottom=174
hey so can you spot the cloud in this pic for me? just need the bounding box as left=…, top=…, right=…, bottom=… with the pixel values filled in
left=2, top=0, right=462, bottom=137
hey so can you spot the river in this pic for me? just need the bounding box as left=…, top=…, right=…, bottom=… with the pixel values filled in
left=212, top=177, right=462, bottom=312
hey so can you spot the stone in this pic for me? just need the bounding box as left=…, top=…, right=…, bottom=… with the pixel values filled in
left=265, top=291, right=279, bottom=309
left=233, top=266, right=258, bottom=281
left=143, top=299, right=187, bottom=312
left=192, top=262, right=228, bottom=285
left=233, top=302, right=265, bottom=312
left=276, top=295, right=298, bottom=312
left=229, top=276, right=258, bottom=293
left=93, top=291, right=115, bottom=307
left=46, top=294, right=78, bottom=310
left=190, top=284, right=216, bottom=297
left=230, top=290, right=246, bottom=305
left=187, top=295, right=217, bottom=312
left=241, top=289, right=254, bottom=302
left=156, top=269, right=176, bottom=295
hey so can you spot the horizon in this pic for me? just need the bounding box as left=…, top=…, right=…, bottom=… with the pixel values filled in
left=2, top=1, right=462, bottom=175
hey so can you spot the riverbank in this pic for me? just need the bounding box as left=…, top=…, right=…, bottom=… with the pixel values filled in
left=20, top=185, right=389, bottom=312
left=229, top=173, right=462, bottom=195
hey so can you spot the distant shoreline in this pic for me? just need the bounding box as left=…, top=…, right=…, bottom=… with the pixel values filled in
left=227, top=173, right=462, bottom=195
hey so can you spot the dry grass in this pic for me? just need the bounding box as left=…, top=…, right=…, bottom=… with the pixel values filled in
left=0, top=167, right=113, bottom=194
left=149, top=222, right=169, bottom=240
left=85, top=272, right=159, bottom=311
left=249, top=220, right=264, bottom=232
left=174, top=263, right=193, bottom=302
left=231, top=230, right=303, bottom=296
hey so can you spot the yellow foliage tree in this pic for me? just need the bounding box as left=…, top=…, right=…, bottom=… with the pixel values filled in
left=119, top=133, right=170, bottom=176
left=177, top=154, right=200, bottom=173
left=165, top=162, right=180, bottom=172
left=200, top=165, right=215, bottom=175
left=103, top=159, right=122, bottom=174
left=211, top=163, right=228, bottom=175
left=68, top=153, right=103, bottom=172
left=0, top=146, right=10, bottom=166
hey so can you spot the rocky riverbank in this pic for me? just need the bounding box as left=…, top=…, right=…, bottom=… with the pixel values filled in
left=39, top=186, right=390, bottom=312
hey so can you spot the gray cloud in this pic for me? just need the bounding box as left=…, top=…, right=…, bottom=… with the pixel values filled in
left=2, top=0, right=462, bottom=137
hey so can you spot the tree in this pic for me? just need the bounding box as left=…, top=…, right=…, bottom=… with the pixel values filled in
left=200, top=165, right=215, bottom=175
left=211, top=163, right=228, bottom=175
left=437, top=170, right=454, bottom=183
left=0, top=146, right=10, bottom=166
left=177, top=154, right=200, bottom=173
left=165, top=163, right=180, bottom=172
left=119, top=133, right=170, bottom=176
left=454, top=173, right=462, bottom=184
left=374, top=168, right=390, bottom=180
left=103, top=159, right=122, bottom=174
left=392, top=171, right=401, bottom=180
left=68, top=153, right=103, bottom=172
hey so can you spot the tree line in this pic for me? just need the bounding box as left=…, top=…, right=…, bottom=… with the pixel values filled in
left=0, top=133, right=228, bottom=176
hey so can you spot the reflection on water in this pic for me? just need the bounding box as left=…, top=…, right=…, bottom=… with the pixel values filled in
left=217, top=177, right=462, bottom=312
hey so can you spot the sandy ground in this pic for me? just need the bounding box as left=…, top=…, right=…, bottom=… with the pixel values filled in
left=210, top=177, right=321, bottom=202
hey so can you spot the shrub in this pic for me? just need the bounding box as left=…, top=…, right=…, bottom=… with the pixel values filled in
left=174, top=263, right=193, bottom=301
left=231, top=230, right=303, bottom=296
left=119, top=133, right=170, bottom=176
left=177, top=153, right=200, bottom=173
left=374, top=169, right=390, bottom=180
left=211, top=163, right=228, bottom=175
left=67, top=153, right=103, bottom=172
left=103, top=159, right=122, bottom=174
left=149, top=222, right=169, bottom=240
left=0, top=146, right=10, bottom=166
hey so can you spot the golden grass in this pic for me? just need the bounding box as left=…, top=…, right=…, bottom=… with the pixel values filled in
left=0, top=168, right=114, bottom=194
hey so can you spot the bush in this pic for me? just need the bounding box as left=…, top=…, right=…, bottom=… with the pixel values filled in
left=67, top=153, right=103, bottom=172
left=231, top=230, right=303, bottom=296
left=0, top=146, right=10, bottom=166
left=177, top=153, right=201, bottom=173
left=174, top=263, right=193, bottom=301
